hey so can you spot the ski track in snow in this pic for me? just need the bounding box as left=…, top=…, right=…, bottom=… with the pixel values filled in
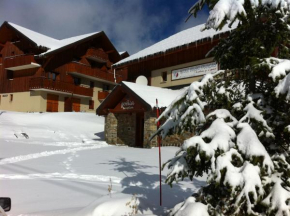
left=0, top=172, right=121, bottom=183
left=0, top=143, right=109, bottom=165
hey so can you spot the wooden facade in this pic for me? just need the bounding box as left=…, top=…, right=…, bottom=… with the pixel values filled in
left=0, top=21, right=128, bottom=112
left=113, top=34, right=228, bottom=87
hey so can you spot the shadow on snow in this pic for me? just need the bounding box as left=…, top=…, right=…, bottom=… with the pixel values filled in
left=104, top=157, right=206, bottom=215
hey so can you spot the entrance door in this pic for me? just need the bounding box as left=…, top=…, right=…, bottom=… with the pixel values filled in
left=47, top=94, right=59, bottom=112
left=72, top=98, right=81, bottom=112
left=64, top=97, right=72, bottom=112
left=135, top=113, right=144, bottom=147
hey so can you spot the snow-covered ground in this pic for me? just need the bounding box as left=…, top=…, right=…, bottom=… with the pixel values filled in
left=0, top=111, right=205, bottom=216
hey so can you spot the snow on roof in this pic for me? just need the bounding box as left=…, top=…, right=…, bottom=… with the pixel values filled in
left=122, top=81, right=186, bottom=108
left=43, top=31, right=100, bottom=56
left=8, top=22, right=100, bottom=56
left=114, top=23, right=237, bottom=67
left=119, top=51, right=127, bottom=55
left=8, top=22, right=59, bottom=49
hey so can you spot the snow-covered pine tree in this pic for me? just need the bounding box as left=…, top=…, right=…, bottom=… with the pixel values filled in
left=154, top=0, right=290, bottom=215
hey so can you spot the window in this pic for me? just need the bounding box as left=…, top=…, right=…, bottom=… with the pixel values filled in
left=10, top=94, right=13, bottom=102
left=89, top=100, right=94, bottom=109
left=103, top=84, right=110, bottom=91
left=73, top=56, right=81, bottom=62
left=49, top=72, right=58, bottom=81
left=90, top=81, right=94, bottom=89
left=7, top=70, right=13, bottom=80
left=162, top=72, right=167, bottom=82
left=52, top=73, right=57, bottom=81
left=74, top=77, right=81, bottom=86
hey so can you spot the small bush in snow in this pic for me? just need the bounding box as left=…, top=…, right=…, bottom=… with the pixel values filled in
left=125, top=194, right=138, bottom=216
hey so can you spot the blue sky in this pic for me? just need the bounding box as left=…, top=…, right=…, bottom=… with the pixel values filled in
left=0, top=0, right=209, bottom=54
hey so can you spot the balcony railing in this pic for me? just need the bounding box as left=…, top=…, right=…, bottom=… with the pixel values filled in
left=57, top=62, right=126, bottom=83
left=5, top=54, right=40, bottom=71
left=29, top=77, right=93, bottom=97
left=98, top=90, right=110, bottom=100
left=86, top=48, right=108, bottom=61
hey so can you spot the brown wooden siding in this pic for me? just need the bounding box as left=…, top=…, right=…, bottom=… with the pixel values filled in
left=4, top=54, right=36, bottom=68
left=86, top=48, right=109, bottom=61
left=116, top=40, right=220, bottom=83
left=55, top=62, right=125, bottom=83
left=0, top=42, right=43, bottom=93
left=98, top=90, right=110, bottom=100
left=29, top=77, right=93, bottom=97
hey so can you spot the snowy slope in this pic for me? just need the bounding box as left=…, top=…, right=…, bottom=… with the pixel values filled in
left=0, top=111, right=205, bottom=216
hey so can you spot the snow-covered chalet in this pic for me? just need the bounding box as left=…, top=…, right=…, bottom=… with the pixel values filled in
left=97, top=24, right=235, bottom=148
left=0, top=21, right=128, bottom=112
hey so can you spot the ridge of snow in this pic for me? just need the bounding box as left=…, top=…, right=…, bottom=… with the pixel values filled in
left=114, top=23, right=237, bottom=66
left=237, top=123, right=274, bottom=173
left=182, top=118, right=236, bottom=157
left=265, top=57, right=290, bottom=81
left=170, top=197, right=209, bottom=216
left=8, top=22, right=100, bottom=56
left=193, top=0, right=290, bottom=30
left=0, top=173, right=121, bottom=183
left=275, top=73, right=290, bottom=100
left=122, top=81, right=186, bottom=108
left=0, top=143, right=108, bottom=165
left=262, top=174, right=290, bottom=216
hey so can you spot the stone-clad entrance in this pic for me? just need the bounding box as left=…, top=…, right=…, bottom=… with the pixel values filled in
left=96, top=81, right=186, bottom=148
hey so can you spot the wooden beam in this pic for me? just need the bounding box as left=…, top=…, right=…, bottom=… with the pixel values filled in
left=108, top=109, right=144, bottom=113
left=106, top=50, right=115, bottom=54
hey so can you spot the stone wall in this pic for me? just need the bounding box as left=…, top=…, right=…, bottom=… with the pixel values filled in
left=105, top=113, right=117, bottom=144
left=104, top=110, right=191, bottom=148
left=162, top=131, right=195, bottom=147
left=116, top=113, right=136, bottom=146
left=144, top=110, right=158, bottom=148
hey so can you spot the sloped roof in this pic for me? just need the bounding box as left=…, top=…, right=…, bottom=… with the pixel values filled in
left=7, top=22, right=101, bottom=56
left=114, top=23, right=237, bottom=67
left=122, top=81, right=185, bottom=108
left=97, top=81, right=186, bottom=115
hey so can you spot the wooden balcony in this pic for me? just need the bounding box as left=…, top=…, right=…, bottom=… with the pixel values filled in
left=5, top=54, right=40, bottom=71
left=29, top=77, right=93, bottom=97
left=98, top=90, right=110, bottom=100
left=57, top=62, right=126, bottom=83
left=86, top=48, right=108, bottom=61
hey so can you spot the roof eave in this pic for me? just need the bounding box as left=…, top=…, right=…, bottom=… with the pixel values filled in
left=4, top=21, right=50, bottom=51
left=113, top=31, right=229, bottom=68
left=36, top=31, right=104, bottom=58
left=96, top=82, right=152, bottom=116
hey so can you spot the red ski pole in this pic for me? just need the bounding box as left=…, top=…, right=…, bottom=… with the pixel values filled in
left=156, top=99, right=162, bottom=206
